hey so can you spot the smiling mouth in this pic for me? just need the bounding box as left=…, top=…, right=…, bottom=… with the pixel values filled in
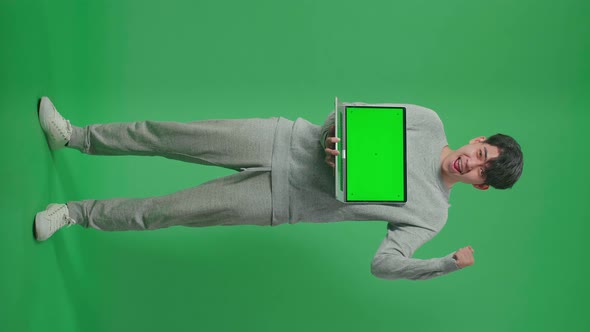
left=453, top=158, right=462, bottom=174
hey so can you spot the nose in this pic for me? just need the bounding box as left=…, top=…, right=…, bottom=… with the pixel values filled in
left=467, top=154, right=484, bottom=171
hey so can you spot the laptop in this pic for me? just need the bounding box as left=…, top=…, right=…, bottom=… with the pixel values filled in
left=334, top=97, right=407, bottom=204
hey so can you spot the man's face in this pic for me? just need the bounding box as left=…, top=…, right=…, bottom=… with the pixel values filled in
left=441, top=137, right=500, bottom=190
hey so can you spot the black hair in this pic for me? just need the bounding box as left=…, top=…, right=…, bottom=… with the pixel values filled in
left=483, top=134, right=524, bottom=189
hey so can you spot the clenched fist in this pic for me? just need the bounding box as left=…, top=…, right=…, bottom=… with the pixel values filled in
left=453, top=246, right=475, bottom=269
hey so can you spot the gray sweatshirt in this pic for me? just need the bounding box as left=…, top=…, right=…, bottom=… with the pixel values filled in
left=269, top=103, right=460, bottom=280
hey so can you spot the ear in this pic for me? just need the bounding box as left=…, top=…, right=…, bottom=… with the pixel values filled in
left=472, top=184, right=490, bottom=190
left=469, top=136, right=487, bottom=145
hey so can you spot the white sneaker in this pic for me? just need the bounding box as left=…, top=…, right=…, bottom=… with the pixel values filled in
left=35, top=204, right=77, bottom=241
left=39, top=97, right=72, bottom=150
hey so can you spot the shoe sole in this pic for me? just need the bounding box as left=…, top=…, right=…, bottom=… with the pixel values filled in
left=33, top=214, right=39, bottom=241
left=33, top=212, right=42, bottom=241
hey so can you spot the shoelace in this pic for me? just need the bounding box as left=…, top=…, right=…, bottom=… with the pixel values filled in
left=49, top=215, right=75, bottom=233
left=48, top=208, right=76, bottom=233
left=49, top=104, right=72, bottom=140
left=65, top=119, right=72, bottom=136
left=51, top=118, right=72, bottom=139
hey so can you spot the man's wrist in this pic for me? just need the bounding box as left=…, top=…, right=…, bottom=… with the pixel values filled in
left=443, top=254, right=461, bottom=272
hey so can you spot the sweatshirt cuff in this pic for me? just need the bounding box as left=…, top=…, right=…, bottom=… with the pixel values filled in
left=440, top=253, right=461, bottom=273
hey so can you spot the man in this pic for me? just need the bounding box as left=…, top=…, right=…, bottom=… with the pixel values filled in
left=35, top=97, right=523, bottom=281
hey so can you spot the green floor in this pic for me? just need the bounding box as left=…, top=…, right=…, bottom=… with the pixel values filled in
left=1, top=1, right=589, bottom=331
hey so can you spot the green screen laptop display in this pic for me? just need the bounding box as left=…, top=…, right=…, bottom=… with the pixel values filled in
left=335, top=97, right=407, bottom=204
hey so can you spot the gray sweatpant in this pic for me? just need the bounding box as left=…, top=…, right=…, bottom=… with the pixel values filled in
left=66, top=119, right=279, bottom=231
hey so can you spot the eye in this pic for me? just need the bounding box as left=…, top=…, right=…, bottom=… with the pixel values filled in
left=478, top=150, right=483, bottom=158
left=479, top=168, right=485, bottom=178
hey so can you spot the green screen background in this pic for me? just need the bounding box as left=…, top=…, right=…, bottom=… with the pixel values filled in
left=345, top=107, right=406, bottom=202
left=1, top=0, right=588, bottom=331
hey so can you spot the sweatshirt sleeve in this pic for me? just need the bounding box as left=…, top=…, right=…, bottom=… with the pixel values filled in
left=371, top=223, right=460, bottom=281
left=319, top=111, right=336, bottom=149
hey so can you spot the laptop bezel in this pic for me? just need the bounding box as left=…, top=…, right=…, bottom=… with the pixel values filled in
left=335, top=97, right=407, bottom=205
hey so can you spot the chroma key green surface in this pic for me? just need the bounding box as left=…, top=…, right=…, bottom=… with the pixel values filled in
left=344, top=106, right=406, bottom=202
left=4, top=1, right=586, bottom=331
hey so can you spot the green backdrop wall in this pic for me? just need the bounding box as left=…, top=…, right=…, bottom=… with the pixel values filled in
left=1, top=0, right=588, bottom=331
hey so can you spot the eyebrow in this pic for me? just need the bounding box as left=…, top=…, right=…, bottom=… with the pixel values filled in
left=484, top=146, right=488, bottom=160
